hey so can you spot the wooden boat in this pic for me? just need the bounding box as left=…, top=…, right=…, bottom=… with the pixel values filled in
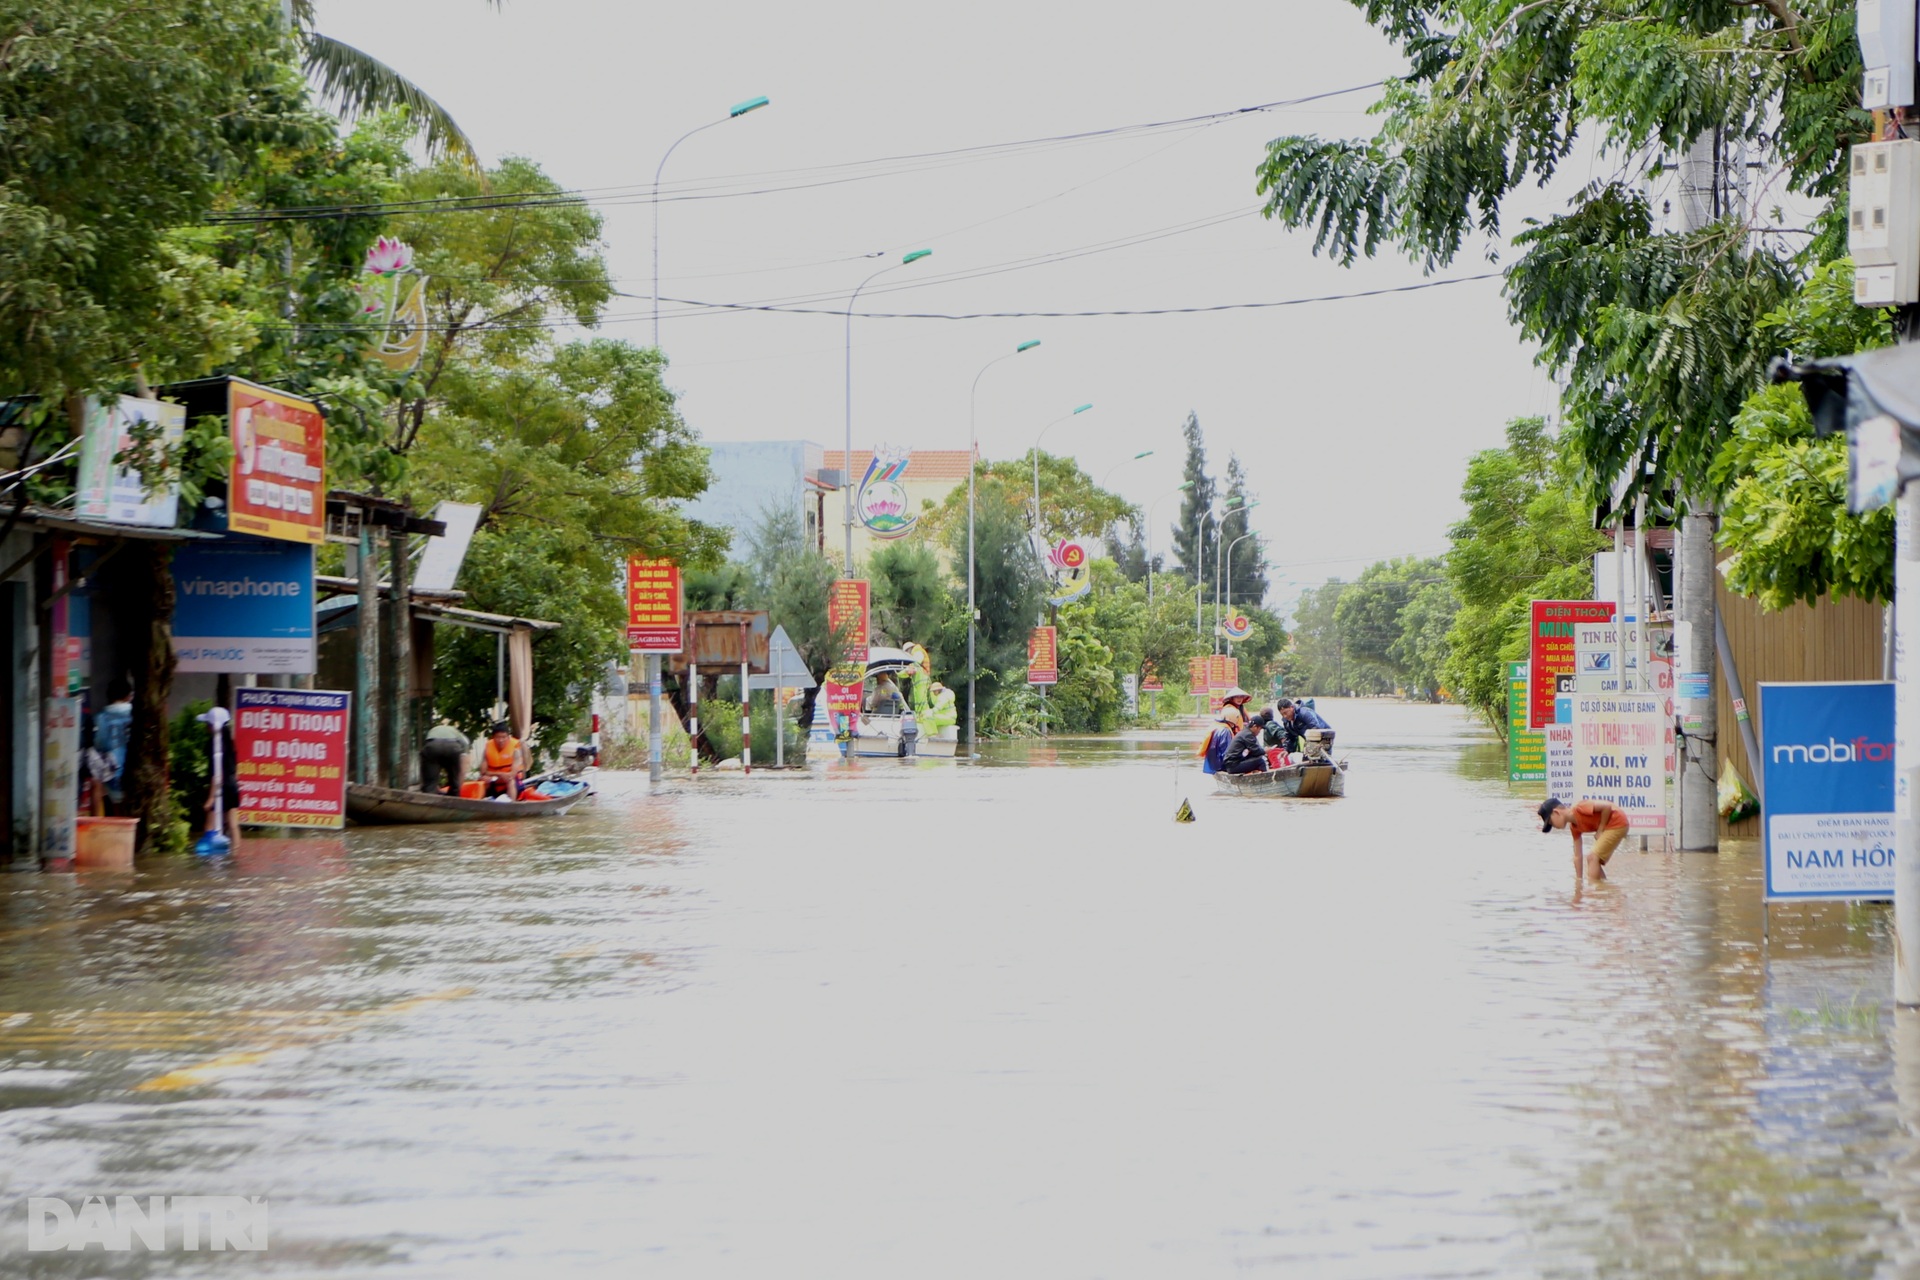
left=346, top=777, right=594, bottom=825
left=1213, top=760, right=1348, bottom=798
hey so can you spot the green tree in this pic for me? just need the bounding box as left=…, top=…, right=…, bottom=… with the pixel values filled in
left=947, top=486, right=1046, bottom=726
left=868, top=541, right=951, bottom=649
left=0, top=0, right=297, bottom=405
left=381, top=155, right=613, bottom=482
left=1221, top=454, right=1268, bottom=607
left=1286, top=581, right=1352, bottom=696
left=1390, top=581, right=1458, bottom=702
left=410, top=338, right=723, bottom=565
left=1711, top=260, right=1896, bottom=608
left=922, top=452, right=1132, bottom=551
left=1333, top=557, right=1445, bottom=692
left=434, top=525, right=624, bottom=756
left=1171, top=412, right=1218, bottom=578
left=1441, top=419, right=1607, bottom=733
left=1253, top=0, right=1865, bottom=572
left=289, top=0, right=499, bottom=164
left=739, top=508, right=849, bottom=735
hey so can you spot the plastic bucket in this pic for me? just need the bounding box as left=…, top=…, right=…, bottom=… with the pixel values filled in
left=74, top=817, right=139, bottom=870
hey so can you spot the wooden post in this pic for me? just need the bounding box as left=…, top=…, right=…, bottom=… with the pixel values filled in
left=354, top=525, right=379, bottom=786
left=388, top=528, right=412, bottom=789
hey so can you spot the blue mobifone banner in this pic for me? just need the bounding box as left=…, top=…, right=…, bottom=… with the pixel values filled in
left=172, top=536, right=316, bottom=674
left=1760, top=681, right=1895, bottom=901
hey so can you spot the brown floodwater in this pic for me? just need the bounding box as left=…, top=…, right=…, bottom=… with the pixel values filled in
left=2, top=698, right=1918, bottom=1277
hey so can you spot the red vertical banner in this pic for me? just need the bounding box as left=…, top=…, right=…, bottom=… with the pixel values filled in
left=234, top=687, right=350, bottom=828
left=626, top=557, right=684, bottom=651
left=1028, top=626, right=1059, bottom=685
left=828, top=579, right=871, bottom=664
left=1187, top=655, right=1209, bottom=696
left=1528, top=600, right=1615, bottom=728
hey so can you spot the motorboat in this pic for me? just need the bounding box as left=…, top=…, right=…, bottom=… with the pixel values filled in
left=826, top=647, right=961, bottom=759
left=1213, top=729, right=1348, bottom=798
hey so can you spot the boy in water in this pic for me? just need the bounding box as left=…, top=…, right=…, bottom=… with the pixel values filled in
left=1539, top=797, right=1628, bottom=881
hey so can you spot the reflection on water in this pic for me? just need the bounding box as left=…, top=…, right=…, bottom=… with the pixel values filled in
left=0, top=699, right=1914, bottom=1277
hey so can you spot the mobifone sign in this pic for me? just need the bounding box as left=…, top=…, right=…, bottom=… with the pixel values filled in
left=1760, top=681, right=1895, bottom=901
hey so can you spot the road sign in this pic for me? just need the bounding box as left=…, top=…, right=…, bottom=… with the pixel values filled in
left=748, top=625, right=817, bottom=691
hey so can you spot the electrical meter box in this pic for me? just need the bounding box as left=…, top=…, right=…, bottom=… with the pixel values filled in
left=1858, top=0, right=1918, bottom=109
left=1850, top=140, right=1920, bottom=306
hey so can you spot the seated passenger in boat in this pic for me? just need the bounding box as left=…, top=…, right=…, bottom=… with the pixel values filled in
left=1220, top=716, right=1270, bottom=775
left=480, top=721, right=528, bottom=799
left=1198, top=705, right=1244, bottom=775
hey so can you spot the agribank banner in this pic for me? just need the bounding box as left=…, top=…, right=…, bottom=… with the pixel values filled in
left=173, top=537, right=315, bottom=673
left=234, top=688, right=349, bottom=828
left=1760, top=682, right=1895, bottom=901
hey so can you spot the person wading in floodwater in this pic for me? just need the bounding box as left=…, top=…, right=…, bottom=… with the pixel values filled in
left=1539, top=797, right=1628, bottom=882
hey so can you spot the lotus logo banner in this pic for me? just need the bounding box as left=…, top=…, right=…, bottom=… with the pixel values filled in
left=357, top=237, right=428, bottom=373
left=1046, top=539, right=1091, bottom=606
left=857, top=445, right=917, bottom=539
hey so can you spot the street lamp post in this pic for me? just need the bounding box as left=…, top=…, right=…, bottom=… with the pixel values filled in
left=651, top=95, right=770, bottom=349
left=967, top=339, right=1041, bottom=757
left=1195, top=495, right=1243, bottom=640
left=1221, top=518, right=1262, bottom=651
left=844, top=248, right=931, bottom=574
left=1030, top=403, right=1093, bottom=548
left=1145, top=481, right=1191, bottom=605
left=1100, top=450, right=1153, bottom=488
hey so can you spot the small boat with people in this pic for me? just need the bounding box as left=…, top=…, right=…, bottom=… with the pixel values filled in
left=1199, top=691, right=1348, bottom=799
left=346, top=774, right=594, bottom=825
left=814, top=643, right=963, bottom=760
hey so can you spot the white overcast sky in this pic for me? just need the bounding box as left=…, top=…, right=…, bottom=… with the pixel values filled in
left=324, top=0, right=1569, bottom=610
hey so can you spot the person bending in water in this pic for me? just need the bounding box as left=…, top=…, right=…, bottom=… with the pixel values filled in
left=1539, top=797, right=1628, bottom=881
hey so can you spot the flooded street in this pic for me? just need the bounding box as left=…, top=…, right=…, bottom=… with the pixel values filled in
left=4, top=698, right=1920, bottom=1277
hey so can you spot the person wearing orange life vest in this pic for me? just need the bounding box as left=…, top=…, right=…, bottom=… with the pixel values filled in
left=480, top=721, right=529, bottom=799
left=1198, top=697, right=1249, bottom=775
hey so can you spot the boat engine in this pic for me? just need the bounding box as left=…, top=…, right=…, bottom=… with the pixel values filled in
left=1299, top=728, right=1335, bottom=764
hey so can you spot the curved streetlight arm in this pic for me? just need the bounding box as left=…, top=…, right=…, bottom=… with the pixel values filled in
left=844, top=251, right=931, bottom=574
left=652, top=98, right=770, bottom=349
left=1145, top=481, right=1190, bottom=605
left=1030, top=403, right=1092, bottom=545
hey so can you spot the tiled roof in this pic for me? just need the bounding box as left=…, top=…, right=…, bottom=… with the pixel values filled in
left=823, top=449, right=974, bottom=482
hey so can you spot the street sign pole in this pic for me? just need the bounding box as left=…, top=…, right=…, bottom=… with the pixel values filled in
left=647, top=653, right=663, bottom=789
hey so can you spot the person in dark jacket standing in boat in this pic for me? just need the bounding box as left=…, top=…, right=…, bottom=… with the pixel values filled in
left=1276, top=699, right=1334, bottom=753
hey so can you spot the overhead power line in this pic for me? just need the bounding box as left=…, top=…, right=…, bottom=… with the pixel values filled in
left=203, top=81, right=1384, bottom=226
left=269, top=271, right=1502, bottom=334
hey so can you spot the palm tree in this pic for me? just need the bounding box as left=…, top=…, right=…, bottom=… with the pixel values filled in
left=288, top=0, right=498, bottom=165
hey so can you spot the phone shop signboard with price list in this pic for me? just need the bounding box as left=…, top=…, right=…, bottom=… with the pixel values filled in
left=228, top=380, right=325, bottom=544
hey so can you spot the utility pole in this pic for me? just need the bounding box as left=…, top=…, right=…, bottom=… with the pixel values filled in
left=1674, top=129, right=1722, bottom=851
left=1855, top=1, right=1920, bottom=1001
